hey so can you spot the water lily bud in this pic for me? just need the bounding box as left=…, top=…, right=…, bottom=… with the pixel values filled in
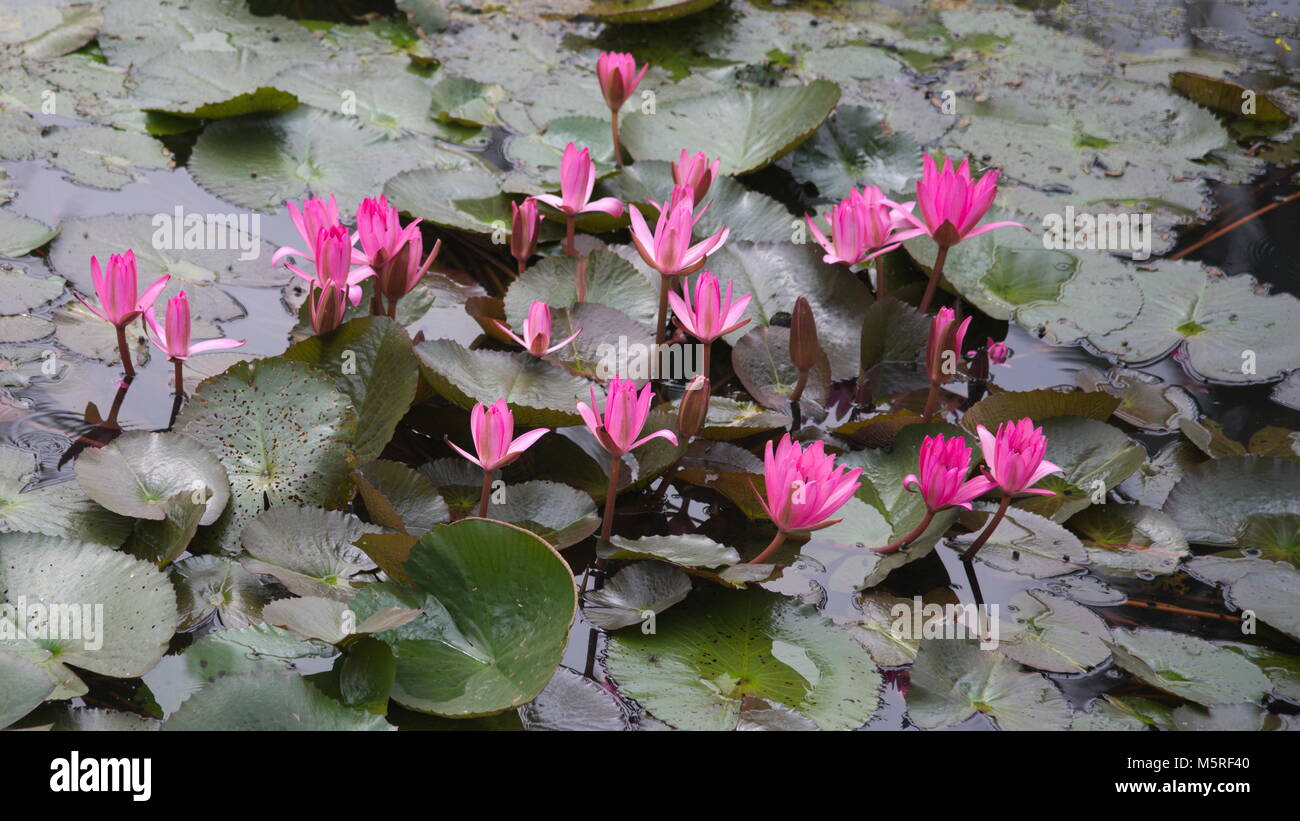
left=678, top=375, right=711, bottom=440
left=790, top=296, right=819, bottom=372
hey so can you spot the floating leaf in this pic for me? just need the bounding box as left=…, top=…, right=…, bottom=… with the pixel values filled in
left=1106, top=627, right=1271, bottom=707
left=583, top=0, right=724, bottom=24
left=240, top=507, right=383, bottom=602
left=415, top=338, right=590, bottom=426
left=951, top=505, right=1087, bottom=578
left=1012, top=416, right=1146, bottom=522
left=170, top=555, right=281, bottom=631
left=584, top=561, right=692, bottom=631
left=351, top=519, right=577, bottom=717
left=961, top=390, right=1120, bottom=432
left=606, top=587, right=881, bottom=730
left=0, top=651, right=54, bottom=730
left=731, top=325, right=831, bottom=416
left=518, top=666, right=630, bottom=731
left=354, top=460, right=449, bottom=537
left=1067, top=503, right=1190, bottom=577
left=1187, top=556, right=1300, bottom=641
left=999, top=590, right=1112, bottom=673
left=164, top=671, right=393, bottom=731
left=74, top=431, right=230, bottom=526
left=906, top=638, right=1071, bottom=731
left=505, top=249, right=657, bottom=330
left=0, top=211, right=58, bottom=257
left=787, top=105, right=922, bottom=200
left=1162, top=456, right=1300, bottom=546
left=0, top=444, right=129, bottom=546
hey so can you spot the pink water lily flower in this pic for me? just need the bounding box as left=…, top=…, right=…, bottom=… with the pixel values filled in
left=145, top=291, right=244, bottom=362
left=534, top=143, right=624, bottom=219
left=987, top=338, right=1010, bottom=366
left=672, top=150, right=720, bottom=207
left=447, top=398, right=549, bottom=473
left=926, top=306, right=971, bottom=384
left=510, top=198, right=543, bottom=274
left=597, top=52, right=648, bottom=112
left=74, top=250, right=171, bottom=328
left=976, top=418, right=1063, bottom=496
left=271, top=194, right=366, bottom=268
left=894, top=154, right=1026, bottom=248
left=356, top=195, right=439, bottom=312
left=904, top=434, right=995, bottom=512
left=806, top=186, right=922, bottom=267
left=578, top=377, right=678, bottom=457
left=668, top=271, right=751, bottom=343
left=287, top=225, right=371, bottom=308
left=495, top=301, right=581, bottom=357
left=628, top=186, right=729, bottom=278
left=753, top=434, right=863, bottom=536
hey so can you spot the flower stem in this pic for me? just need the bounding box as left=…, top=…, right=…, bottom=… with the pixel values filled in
left=749, top=530, right=787, bottom=564
left=370, top=286, right=384, bottom=316
left=701, top=339, right=711, bottom=381
left=173, top=358, right=184, bottom=398
left=115, top=325, right=135, bottom=379
left=655, top=276, right=671, bottom=346
left=871, top=510, right=935, bottom=554
left=599, top=455, right=622, bottom=542
left=921, top=379, right=941, bottom=422
left=961, top=493, right=1010, bottom=562
left=565, top=215, right=577, bottom=257
left=611, top=110, right=622, bottom=169
left=478, top=469, right=493, bottom=518
left=517, top=258, right=527, bottom=277
left=790, top=367, right=809, bottom=403
left=918, top=245, right=948, bottom=314
left=576, top=255, right=588, bottom=303
left=875, top=255, right=887, bottom=301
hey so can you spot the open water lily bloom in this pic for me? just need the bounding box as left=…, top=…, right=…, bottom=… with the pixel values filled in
left=577, top=377, right=678, bottom=457
left=74, top=250, right=170, bottom=328
left=806, top=186, right=922, bottom=267
left=286, top=225, right=372, bottom=308
left=668, top=271, right=751, bottom=343
left=145, top=291, right=244, bottom=361
left=447, top=398, right=549, bottom=473
left=904, top=434, right=995, bottom=512
left=754, top=435, right=862, bottom=535
left=533, top=143, right=625, bottom=219
left=628, top=187, right=729, bottom=278
left=271, top=194, right=367, bottom=267
left=976, top=418, right=1063, bottom=496
left=895, top=154, right=1027, bottom=247
left=495, top=301, right=581, bottom=357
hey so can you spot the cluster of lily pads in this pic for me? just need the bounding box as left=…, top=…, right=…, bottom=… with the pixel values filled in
left=1, top=0, right=1299, bottom=732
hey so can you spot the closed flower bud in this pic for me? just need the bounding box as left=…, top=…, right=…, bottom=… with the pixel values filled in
left=677, top=375, right=711, bottom=441
left=790, top=296, right=820, bottom=372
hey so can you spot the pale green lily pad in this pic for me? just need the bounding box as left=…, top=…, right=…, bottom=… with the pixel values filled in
left=584, top=561, right=692, bottom=631
left=35, top=124, right=173, bottom=189
left=1107, top=627, right=1271, bottom=707
left=0, top=444, right=129, bottom=546
left=999, top=589, right=1112, bottom=673
left=74, top=431, right=230, bottom=526
left=951, top=505, right=1087, bottom=578
left=602, top=533, right=741, bottom=569
left=788, top=105, right=922, bottom=200
left=1076, top=366, right=1198, bottom=432
left=0, top=651, right=54, bottom=730
left=262, top=597, right=420, bottom=644
left=176, top=358, right=359, bottom=554
left=189, top=107, right=480, bottom=216
left=1186, top=556, right=1300, bottom=642
left=0, top=532, right=177, bottom=678
left=503, top=115, right=616, bottom=194
left=164, top=671, right=393, bottom=731
left=1162, top=456, right=1300, bottom=546
left=282, top=316, right=419, bottom=464
left=906, top=638, right=1072, bottom=731
left=170, top=555, right=282, bottom=631
left=1117, top=440, right=1204, bottom=509
left=505, top=249, right=657, bottom=330
left=383, top=165, right=513, bottom=234
left=120, top=493, right=205, bottom=567
left=858, top=297, right=930, bottom=402
left=838, top=592, right=919, bottom=667
left=620, top=81, right=841, bottom=175
left=731, top=325, right=831, bottom=416
left=0, top=1, right=102, bottom=58
left=1067, top=503, right=1190, bottom=577
left=415, top=338, right=589, bottom=427
left=1218, top=642, right=1300, bottom=705
left=131, top=48, right=302, bottom=119
left=606, top=587, right=881, bottom=731
left=0, top=314, right=53, bottom=343
left=0, top=211, right=59, bottom=257
left=240, top=507, right=383, bottom=602
left=350, top=519, right=577, bottom=717
left=583, top=0, right=723, bottom=23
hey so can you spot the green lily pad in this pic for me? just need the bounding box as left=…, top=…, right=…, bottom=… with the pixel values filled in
left=240, top=507, right=383, bottom=602
left=171, top=555, right=282, bottom=631
left=620, top=81, right=841, bottom=175
left=1162, top=456, right=1300, bottom=546
left=461, top=480, right=599, bottom=550
left=503, top=115, right=617, bottom=194
left=350, top=519, right=577, bottom=717
left=1187, top=556, right=1300, bottom=642
left=0, top=651, right=54, bottom=730
left=189, top=107, right=479, bottom=216
left=262, top=596, right=420, bottom=644
left=1075, top=365, right=1199, bottom=432
left=584, top=561, right=692, bottom=631
left=383, top=166, right=513, bottom=234
left=602, top=533, right=741, bottom=569
left=164, top=671, right=393, bottom=731
left=0, top=260, right=63, bottom=311
left=961, top=390, right=1121, bottom=432
left=1066, top=503, right=1190, bottom=577
left=606, top=586, right=881, bottom=730
left=505, top=249, right=657, bottom=330
left=0, top=1, right=102, bottom=58
left=35, top=124, right=173, bottom=189
left=0, top=444, right=130, bottom=547
left=906, top=638, right=1072, bottom=731
left=952, top=504, right=1087, bottom=578
left=0, top=210, right=58, bottom=257
left=354, top=460, right=449, bottom=537
left=1116, top=440, right=1205, bottom=509
left=583, top=0, right=723, bottom=24
left=1171, top=72, right=1291, bottom=124
left=74, top=431, right=230, bottom=526
left=858, top=297, right=930, bottom=402
left=999, top=589, right=1112, bottom=673
left=176, top=357, right=359, bottom=554
left=283, top=316, right=419, bottom=464
left=838, top=592, right=919, bottom=667
left=0, top=532, right=177, bottom=678
left=1106, top=627, right=1271, bottom=707
left=787, top=105, right=922, bottom=200
left=731, top=325, right=831, bottom=416
left=120, top=493, right=205, bottom=567
left=415, top=338, right=589, bottom=427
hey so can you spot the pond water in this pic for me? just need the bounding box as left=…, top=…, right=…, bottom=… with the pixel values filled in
left=2, top=0, right=1298, bottom=732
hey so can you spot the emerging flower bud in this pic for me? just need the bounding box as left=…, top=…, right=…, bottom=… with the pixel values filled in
left=677, top=375, right=711, bottom=441
left=790, top=296, right=820, bottom=373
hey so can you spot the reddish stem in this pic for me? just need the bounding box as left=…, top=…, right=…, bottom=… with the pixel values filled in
left=478, top=469, right=493, bottom=518
left=871, top=510, right=935, bottom=554
left=961, top=493, right=1010, bottom=562
left=918, top=245, right=949, bottom=314
left=115, top=325, right=135, bottom=379
left=749, top=530, right=787, bottom=565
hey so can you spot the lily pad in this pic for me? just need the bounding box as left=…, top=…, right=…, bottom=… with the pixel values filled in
left=74, top=431, right=230, bottom=526
left=0, top=444, right=130, bottom=547
left=170, top=555, right=282, bottom=631
left=1186, top=556, right=1300, bottom=641
left=1067, top=503, right=1190, bottom=577
left=164, top=671, right=393, bottom=731
left=787, top=105, right=922, bottom=200
left=951, top=505, right=1087, bottom=578
left=620, top=81, right=841, bottom=175
left=505, top=249, right=657, bottom=330
left=606, top=587, right=881, bottom=731
left=583, top=0, right=723, bottom=24
left=731, top=325, right=831, bottom=416
left=960, top=390, right=1120, bottom=432
left=1012, top=416, right=1146, bottom=522
left=240, top=507, right=383, bottom=602
left=906, top=638, right=1072, bottom=731
left=354, top=460, right=449, bottom=537
left=350, top=519, right=577, bottom=717
left=1162, top=456, right=1300, bottom=546
left=176, top=358, right=359, bottom=554
left=584, top=561, right=692, bottom=631
left=999, top=589, right=1112, bottom=673
left=857, top=297, right=930, bottom=402
left=415, top=338, right=590, bottom=427
left=0, top=211, right=58, bottom=257
left=0, top=651, right=54, bottom=730
left=517, top=666, right=630, bottom=731
left=1106, top=627, right=1271, bottom=707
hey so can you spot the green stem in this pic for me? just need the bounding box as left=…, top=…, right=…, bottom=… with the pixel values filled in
left=918, top=244, right=949, bottom=314
left=961, top=493, right=1010, bottom=562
